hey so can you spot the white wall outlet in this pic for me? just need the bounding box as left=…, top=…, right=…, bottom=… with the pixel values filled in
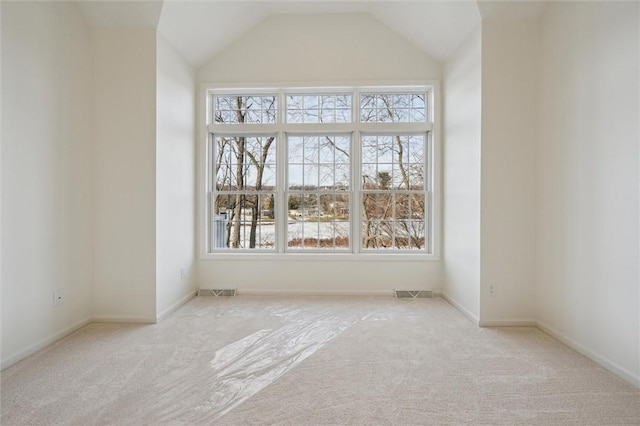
left=180, top=267, right=185, bottom=280
left=53, top=290, right=64, bottom=306
left=488, top=284, right=495, bottom=297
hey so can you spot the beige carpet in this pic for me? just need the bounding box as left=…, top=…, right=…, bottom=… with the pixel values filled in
left=1, top=296, right=638, bottom=425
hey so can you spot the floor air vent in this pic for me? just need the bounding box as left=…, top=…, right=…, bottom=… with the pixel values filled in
left=394, top=290, right=435, bottom=299
left=198, top=289, right=237, bottom=297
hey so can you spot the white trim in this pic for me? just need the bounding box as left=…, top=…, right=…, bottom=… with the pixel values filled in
left=202, top=80, right=439, bottom=91
left=479, top=319, right=537, bottom=327
left=199, top=82, right=442, bottom=259
left=1, top=317, right=92, bottom=370
left=199, top=253, right=439, bottom=262
left=209, top=123, right=432, bottom=134
left=90, top=316, right=157, bottom=324
left=440, top=292, right=479, bottom=325
left=235, top=289, right=394, bottom=297
left=198, top=83, right=210, bottom=262
left=429, top=81, right=442, bottom=260
left=441, top=292, right=639, bottom=388
left=1, top=294, right=195, bottom=371
left=353, top=88, right=362, bottom=254
left=536, top=320, right=640, bottom=389
left=277, top=129, right=286, bottom=253
left=156, top=290, right=198, bottom=322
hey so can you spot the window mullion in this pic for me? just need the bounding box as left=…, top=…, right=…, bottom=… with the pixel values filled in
left=278, top=90, right=286, bottom=253
left=277, top=136, right=285, bottom=254
left=353, top=129, right=361, bottom=254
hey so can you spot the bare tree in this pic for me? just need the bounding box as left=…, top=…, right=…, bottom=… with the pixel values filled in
left=360, top=94, right=426, bottom=250
left=214, top=96, right=276, bottom=249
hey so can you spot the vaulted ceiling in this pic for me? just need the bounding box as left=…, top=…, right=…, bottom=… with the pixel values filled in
left=77, top=0, right=548, bottom=68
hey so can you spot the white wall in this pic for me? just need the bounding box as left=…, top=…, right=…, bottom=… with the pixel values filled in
left=198, top=260, right=440, bottom=295
left=156, top=34, right=197, bottom=319
left=197, top=13, right=442, bottom=294
left=479, top=20, right=538, bottom=325
left=536, top=1, right=639, bottom=385
left=198, top=13, right=441, bottom=82
left=1, top=1, right=93, bottom=367
left=442, top=27, right=482, bottom=321
left=92, top=29, right=157, bottom=322
left=0, top=0, right=4, bottom=367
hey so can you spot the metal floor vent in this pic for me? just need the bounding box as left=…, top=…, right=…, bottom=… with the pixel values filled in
left=198, top=289, right=237, bottom=297
left=394, top=290, right=435, bottom=299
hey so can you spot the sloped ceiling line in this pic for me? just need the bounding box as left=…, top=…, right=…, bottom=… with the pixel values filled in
left=76, top=1, right=548, bottom=68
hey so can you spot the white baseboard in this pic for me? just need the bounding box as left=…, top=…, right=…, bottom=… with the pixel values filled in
left=235, top=289, right=394, bottom=297
left=90, top=316, right=157, bottom=324
left=440, top=295, right=638, bottom=388
left=536, top=320, right=639, bottom=389
left=440, top=292, right=479, bottom=324
left=1, top=316, right=92, bottom=370
left=2, top=297, right=197, bottom=371
left=479, top=319, right=537, bottom=327
left=157, top=290, right=197, bottom=322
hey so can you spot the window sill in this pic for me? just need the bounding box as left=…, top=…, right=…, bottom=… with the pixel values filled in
left=199, top=252, right=439, bottom=262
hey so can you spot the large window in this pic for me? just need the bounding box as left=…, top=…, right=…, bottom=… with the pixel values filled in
left=205, top=86, right=436, bottom=256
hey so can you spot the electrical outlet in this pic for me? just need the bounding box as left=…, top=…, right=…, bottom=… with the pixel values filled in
left=53, top=290, right=64, bottom=307
left=488, top=284, right=495, bottom=297
left=180, top=267, right=185, bottom=280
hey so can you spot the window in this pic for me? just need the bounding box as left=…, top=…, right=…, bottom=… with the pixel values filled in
left=287, top=135, right=351, bottom=250
left=361, top=134, right=427, bottom=250
left=204, top=86, right=436, bottom=256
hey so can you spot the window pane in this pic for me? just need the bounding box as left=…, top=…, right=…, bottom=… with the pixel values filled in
left=360, top=93, right=427, bottom=123
left=395, top=194, right=411, bottom=219
left=319, top=139, right=334, bottom=163
left=320, top=165, right=334, bottom=188
left=216, top=164, right=236, bottom=191
left=215, top=136, right=238, bottom=190
left=286, top=93, right=352, bottom=123
left=361, top=164, right=377, bottom=189
left=288, top=137, right=304, bottom=163
left=362, top=137, right=377, bottom=163
left=262, top=165, right=276, bottom=189
left=394, top=221, right=425, bottom=250
left=288, top=165, right=303, bottom=189
left=361, top=134, right=425, bottom=191
left=288, top=135, right=351, bottom=191
left=244, top=164, right=258, bottom=188
left=411, top=194, right=426, bottom=220
left=361, top=192, right=426, bottom=250
left=363, top=219, right=395, bottom=250
left=408, top=164, right=425, bottom=190
left=335, top=164, right=350, bottom=188
left=393, top=162, right=408, bottom=190
left=303, top=137, right=319, bottom=163
left=212, top=193, right=276, bottom=250
left=408, top=135, right=425, bottom=164
left=377, top=137, right=394, bottom=163
left=214, top=95, right=277, bottom=124
left=334, top=137, right=350, bottom=163
left=215, top=136, right=276, bottom=191
left=304, top=165, right=319, bottom=189
left=287, top=194, right=350, bottom=250
left=362, top=193, right=393, bottom=220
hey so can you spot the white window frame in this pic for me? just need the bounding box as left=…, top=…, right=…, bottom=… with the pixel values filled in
left=198, top=82, right=441, bottom=261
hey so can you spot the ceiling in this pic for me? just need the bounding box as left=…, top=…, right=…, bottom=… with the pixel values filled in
left=76, top=0, right=164, bottom=29
left=76, top=0, right=548, bottom=68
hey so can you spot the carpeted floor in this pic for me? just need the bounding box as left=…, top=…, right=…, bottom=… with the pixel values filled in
left=1, top=296, right=638, bottom=425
